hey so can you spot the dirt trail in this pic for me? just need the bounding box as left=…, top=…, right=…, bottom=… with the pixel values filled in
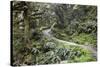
left=42, top=29, right=97, bottom=59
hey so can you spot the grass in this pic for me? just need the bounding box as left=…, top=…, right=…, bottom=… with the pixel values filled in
left=67, top=46, right=96, bottom=63
left=72, top=33, right=97, bottom=47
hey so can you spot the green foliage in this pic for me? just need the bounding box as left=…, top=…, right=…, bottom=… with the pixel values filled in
left=72, top=33, right=97, bottom=47
left=56, top=48, right=70, bottom=60
left=67, top=46, right=96, bottom=63
left=37, top=51, right=61, bottom=64
left=43, top=42, right=56, bottom=52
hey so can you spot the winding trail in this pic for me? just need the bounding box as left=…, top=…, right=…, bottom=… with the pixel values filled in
left=42, top=28, right=97, bottom=59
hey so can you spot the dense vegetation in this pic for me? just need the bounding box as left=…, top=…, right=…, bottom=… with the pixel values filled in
left=11, top=1, right=97, bottom=66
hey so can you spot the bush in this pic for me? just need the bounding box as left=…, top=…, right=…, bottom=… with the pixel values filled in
left=43, top=42, right=56, bottom=52
left=56, top=48, right=70, bottom=60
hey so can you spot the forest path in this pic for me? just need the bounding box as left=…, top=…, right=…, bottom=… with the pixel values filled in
left=42, top=28, right=97, bottom=59
left=53, top=37, right=97, bottom=58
